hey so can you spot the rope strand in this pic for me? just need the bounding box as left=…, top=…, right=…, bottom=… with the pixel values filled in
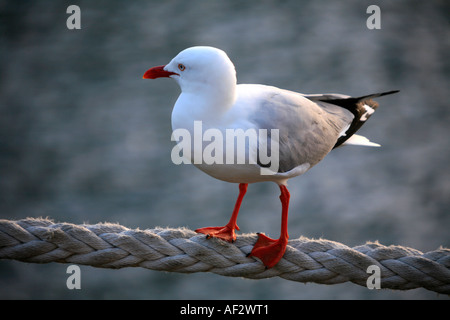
left=0, top=217, right=449, bottom=294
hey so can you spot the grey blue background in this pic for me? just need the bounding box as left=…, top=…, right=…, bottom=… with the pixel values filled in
left=0, top=0, right=449, bottom=299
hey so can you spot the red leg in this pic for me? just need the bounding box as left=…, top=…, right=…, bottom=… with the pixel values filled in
left=248, top=185, right=290, bottom=268
left=196, top=183, right=248, bottom=242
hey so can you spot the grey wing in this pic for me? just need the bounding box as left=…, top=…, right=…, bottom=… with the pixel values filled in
left=301, top=93, right=351, bottom=100
left=251, top=88, right=354, bottom=173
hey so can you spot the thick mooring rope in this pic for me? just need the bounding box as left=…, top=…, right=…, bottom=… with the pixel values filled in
left=0, top=218, right=449, bottom=294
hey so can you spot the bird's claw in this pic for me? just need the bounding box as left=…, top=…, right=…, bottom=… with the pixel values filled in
left=195, top=225, right=237, bottom=243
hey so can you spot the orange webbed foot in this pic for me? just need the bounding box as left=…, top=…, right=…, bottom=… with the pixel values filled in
left=195, top=224, right=239, bottom=242
left=247, top=233, right=288, bottom=268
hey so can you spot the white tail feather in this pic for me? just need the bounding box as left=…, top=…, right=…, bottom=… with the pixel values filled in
left=342, top=134, right=380, bottom=147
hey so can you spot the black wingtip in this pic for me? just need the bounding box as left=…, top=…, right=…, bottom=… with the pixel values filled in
left=356, top=90, right=400, bottom=101
left=330, top=89, right=399, bottom=149
left=378, top=90, right=400, bottom=97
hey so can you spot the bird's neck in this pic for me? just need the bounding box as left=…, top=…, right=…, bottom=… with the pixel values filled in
left=174, top=82, right=237, bottom=128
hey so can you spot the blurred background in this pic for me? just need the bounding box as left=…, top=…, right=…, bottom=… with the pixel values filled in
left=0, top=0, right=449, bottom=299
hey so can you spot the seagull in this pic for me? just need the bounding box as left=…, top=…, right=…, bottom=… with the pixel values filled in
left=143, top=46, right=398, bottom=268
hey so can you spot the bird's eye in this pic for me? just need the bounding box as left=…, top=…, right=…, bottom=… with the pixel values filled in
left=178, top=64, right=186, bottom=71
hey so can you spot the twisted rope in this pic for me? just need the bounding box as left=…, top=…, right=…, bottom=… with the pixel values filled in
left=0, top=217, right=449, bottom=294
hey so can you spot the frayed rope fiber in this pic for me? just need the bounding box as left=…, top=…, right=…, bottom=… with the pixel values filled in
left=1, top=217, right=449, bottom=294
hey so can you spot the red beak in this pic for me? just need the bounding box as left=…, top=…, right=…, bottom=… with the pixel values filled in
left=142, top=65, right=178, bottom=79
